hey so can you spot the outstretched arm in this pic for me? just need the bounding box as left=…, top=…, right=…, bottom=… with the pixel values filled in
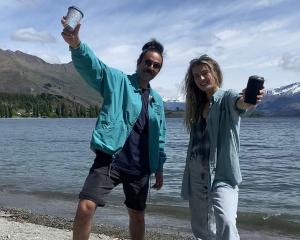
left=236, top=89, right=265, bottom=110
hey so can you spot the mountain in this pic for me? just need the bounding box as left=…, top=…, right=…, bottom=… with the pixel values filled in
left=164, top=82, right=300, bottom=117
left=164, top=99, right=185, bottom=111
left=1, top=48, right=299, bottom=117
left=266, top=82, right=300, bottom=96
left=255, top=82, right=300, bottom=117
left=0, top=48, right=100, bottom=107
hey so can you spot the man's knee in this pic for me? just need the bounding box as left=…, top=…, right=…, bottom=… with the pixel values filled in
left=128, top=208, right=145, bottom=222
left=76, top=199, right=97, bottom=219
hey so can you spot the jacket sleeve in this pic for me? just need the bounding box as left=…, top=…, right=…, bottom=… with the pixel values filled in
left=157, top=102, right=167, bottom=172
left=70, top=42, right=119, bottom=96
left=225, top=90, right=246, bottom=121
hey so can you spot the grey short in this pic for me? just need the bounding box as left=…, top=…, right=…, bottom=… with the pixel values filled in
left=79, top=153, right=150, bottom=211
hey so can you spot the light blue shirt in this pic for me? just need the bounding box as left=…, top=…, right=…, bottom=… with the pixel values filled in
left=181, top=89, right=245, bottom=199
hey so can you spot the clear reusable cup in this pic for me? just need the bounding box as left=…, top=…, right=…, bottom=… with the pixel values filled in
left=64, top=6, right=84, bottom=32
left=244, top=75, right=265, bottom=105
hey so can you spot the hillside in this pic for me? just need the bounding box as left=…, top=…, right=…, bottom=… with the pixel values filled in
left=0, top=48, right=101, bottom=107
left=1, top=48, right=299, bottom=117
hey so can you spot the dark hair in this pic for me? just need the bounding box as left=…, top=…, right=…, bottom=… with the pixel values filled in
left=137, top=39, right=164, bottom=65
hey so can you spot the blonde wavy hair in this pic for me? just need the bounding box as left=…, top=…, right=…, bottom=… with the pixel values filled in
left=183, top=55, right=223, bottom=131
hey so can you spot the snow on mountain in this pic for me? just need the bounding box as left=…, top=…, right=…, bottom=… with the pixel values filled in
left=162, top=95, right=185, bottom=102
left=267, top=82, right=300, bottom=96
left=162, top=82, right=300, bottom=116
left=163, top=95, right=185, bottom=111
left=163, top=82, right=300, bottom=103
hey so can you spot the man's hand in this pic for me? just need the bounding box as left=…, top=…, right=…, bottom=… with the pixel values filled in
left=152, top=171, right=163, bottom=190
left=61, top=17, right=81, bottom=48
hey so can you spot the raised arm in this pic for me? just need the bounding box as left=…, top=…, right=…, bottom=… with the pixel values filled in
left=60, top=18, right=115, bottom=94
left=61, top=17, right=81, bottom=48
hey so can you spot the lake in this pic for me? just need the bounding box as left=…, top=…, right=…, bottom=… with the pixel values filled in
left=0, top=117, right=299, bottom=238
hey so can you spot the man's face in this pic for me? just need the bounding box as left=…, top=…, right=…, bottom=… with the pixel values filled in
left=137, top=51, right=162, bottom=82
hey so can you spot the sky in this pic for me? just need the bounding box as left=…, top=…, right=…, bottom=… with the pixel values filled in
left=1, top=0, right=300, bottom=99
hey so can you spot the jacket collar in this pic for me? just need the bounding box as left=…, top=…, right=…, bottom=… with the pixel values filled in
left=210, top=88, right=225, bottom=103
left=128, top=73, right=140, bottom=91
left=129, top=73, right=153, bottom=96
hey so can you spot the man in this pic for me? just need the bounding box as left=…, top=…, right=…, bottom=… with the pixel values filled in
left=61, top=22, right=167, bottom=240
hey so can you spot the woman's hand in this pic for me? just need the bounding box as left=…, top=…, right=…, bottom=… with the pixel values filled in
left=237, top=88, right=265, bottom=110
left=256, top=89, right=265, bottom=103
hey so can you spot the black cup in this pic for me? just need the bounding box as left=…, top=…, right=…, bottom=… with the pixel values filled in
left=244, top=75, right=265, bottom=105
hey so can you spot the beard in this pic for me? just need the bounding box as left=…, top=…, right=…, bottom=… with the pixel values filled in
left=144, top=68, right=155, bottom=77
left=137, top=68, right=155, bottom=81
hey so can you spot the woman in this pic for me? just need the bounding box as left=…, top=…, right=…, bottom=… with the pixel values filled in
left=181, top=55, right=264, bottom=240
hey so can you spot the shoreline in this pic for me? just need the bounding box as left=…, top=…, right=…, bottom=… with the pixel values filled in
left=0, top=207, right=193, bottom=240
left=0, top=210, right=116, bottom=240
left=1, top=206, right=299, bottom=240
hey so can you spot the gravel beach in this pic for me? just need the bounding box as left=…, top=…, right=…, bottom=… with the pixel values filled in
left=0, top=207, right=193, bottom=240
left=0, top=208, right=120, bottom=240
left=1, top=207, right=299, bottom=240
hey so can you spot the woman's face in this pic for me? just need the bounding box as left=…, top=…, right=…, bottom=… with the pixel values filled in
left=192, top=64, right=219, bottom=96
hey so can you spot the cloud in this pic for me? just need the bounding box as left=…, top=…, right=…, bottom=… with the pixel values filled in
left=11, top=28, right=55, bottom=43
left=15, top=0, right=40, bottom=6
left=255, top=0, right=285, bottom=7
left=2, top=0, right=299, bottom=94
left=254, top=21, right=285, bottom=33
left=105, top=44, right=135, bottom=55
left=37, top=54, right=61, bottom=64
left=153, top=86, right=179, bottom=99
left=0, top=0, right=40, bottom=8
left=279, top=54, right=300, bottom=72
left=215, top=30, right=241, bottom=41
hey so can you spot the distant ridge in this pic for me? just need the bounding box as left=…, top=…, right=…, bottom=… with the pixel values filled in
left=255, top=82, right=300, bottom=117
left=266, top=82, right=300, bottom=96
left=0, top=48, right=100, bottom=107
left=0, top=48, right=299, bottom=117
left=163, top=82, right=300, bottom=117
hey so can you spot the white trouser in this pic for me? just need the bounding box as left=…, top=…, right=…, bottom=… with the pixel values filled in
left=189, top=184, right=240, bottom=240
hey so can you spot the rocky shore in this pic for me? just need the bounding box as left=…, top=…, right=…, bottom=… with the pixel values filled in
left=1, top=206, right=298, bottom=240
left=0, top=207, right=192, bottom=240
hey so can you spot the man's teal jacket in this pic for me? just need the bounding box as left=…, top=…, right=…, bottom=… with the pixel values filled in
left=71, top=43, right=167, bottom=173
